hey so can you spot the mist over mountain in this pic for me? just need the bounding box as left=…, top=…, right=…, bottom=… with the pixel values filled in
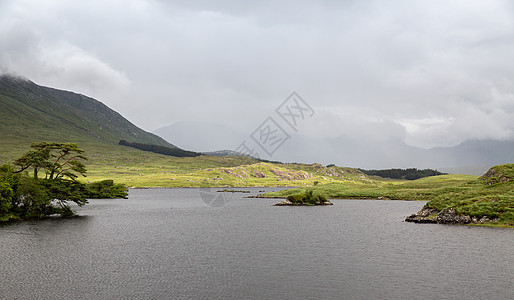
left=284, top=137, right=514, bottom=173
left=155, top=120, right=514, bottom=174
left=154, top=121, right=246, bottom=152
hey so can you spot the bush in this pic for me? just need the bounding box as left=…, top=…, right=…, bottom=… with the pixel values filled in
left=286, top=194, right=305, bottom=204
left=16, top=177, right=52, bottom=218
left=86, top=180, right=128, bottom=199
left=304, top=190, right=317, bottom=205
left=315, top=194, right=328, bottom=204
left=0, top=182, right=13, bottom=214
left=359, top=168, right=446, bottom=180
left=501, top=211, right=514, bottom=222
left=286, top=190, right=328, bottom=205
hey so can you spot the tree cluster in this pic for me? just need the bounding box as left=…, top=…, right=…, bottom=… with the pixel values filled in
left=119, top=140, right=201, bottom=157
left=286, top=190, right=329, bottom=205
left=359, top=168, right=446, bottom=180
left=0, top=142, right=128, bottom=221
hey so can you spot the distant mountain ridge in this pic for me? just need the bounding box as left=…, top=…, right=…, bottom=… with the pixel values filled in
left=0, top=74, right=173, bottom=148
left=154, top=119, right=514, bottom=174
left=154, top=121, right=246, bottom=152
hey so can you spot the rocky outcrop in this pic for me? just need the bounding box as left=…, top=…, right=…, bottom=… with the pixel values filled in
left=436, top=208, right=472, bottom=224
left=404, top=208, right=439, bottom=223
left=406, top=207, right=497, bottom=224
left=274, top=199, right=333, bottom=206
left=479, top=164, right=514, bottom=185
left=269, top=168, right=312, bottom=180
left=253, top=171, right=267, bottom=178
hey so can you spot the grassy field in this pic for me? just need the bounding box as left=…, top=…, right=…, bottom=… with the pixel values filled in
left=1, top=139, right=375, bottom=188
left=261, top=174, right=477, bottom=200
left=85, top=152, right=374, bottom=188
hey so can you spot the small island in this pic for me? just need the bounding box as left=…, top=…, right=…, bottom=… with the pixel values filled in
left=274, top=190, right=333, bottom=206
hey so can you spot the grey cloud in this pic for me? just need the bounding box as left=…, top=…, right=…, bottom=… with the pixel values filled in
left=2, top=0, right=514, bottom=165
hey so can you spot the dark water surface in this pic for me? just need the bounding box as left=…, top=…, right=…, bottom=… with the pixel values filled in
left=1, top=188, right=513, bottom=299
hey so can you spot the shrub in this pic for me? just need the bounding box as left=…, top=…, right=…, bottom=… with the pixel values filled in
left=0, top=182, right=13, bottom=214
left=360, top=168, right=446, bottom=180
left=86, top=180, right=128, bottom=199
left=286, top=194, right=305, bottom=204
left=16, top=177, right=51, bottom=218
left=286, top=190, right=328, bottom=205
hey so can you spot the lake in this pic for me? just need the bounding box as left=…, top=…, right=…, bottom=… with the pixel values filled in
left=1, top=188, right=513, bottom=299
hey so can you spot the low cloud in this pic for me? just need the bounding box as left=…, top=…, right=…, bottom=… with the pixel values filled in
left=2, top=0, right=514, bottom=161
left=0, top=16, right=130, bottom=102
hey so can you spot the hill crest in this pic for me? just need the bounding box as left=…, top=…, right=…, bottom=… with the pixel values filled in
left=0, top=74, right=173, bottom=150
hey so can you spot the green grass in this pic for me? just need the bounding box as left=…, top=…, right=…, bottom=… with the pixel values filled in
left=261, top=171, right=514, bottom=227
left=85, top=154, right=375, bottom=188
left=0, top=137, right=376, bottom=188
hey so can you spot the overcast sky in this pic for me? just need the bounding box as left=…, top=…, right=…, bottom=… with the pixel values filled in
left=2, top=0, right=514, bottom=150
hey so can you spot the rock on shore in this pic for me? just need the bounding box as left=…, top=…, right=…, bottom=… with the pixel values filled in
left=405, top=207, right=497, bottom=224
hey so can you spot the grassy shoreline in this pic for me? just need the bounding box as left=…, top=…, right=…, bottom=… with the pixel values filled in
left=258, top=170, right=514, bottom=228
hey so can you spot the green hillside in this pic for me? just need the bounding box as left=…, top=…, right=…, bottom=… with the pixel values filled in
left=86, top=159, right=373, bottom=188
left=0, top=74, right=173, bottom=159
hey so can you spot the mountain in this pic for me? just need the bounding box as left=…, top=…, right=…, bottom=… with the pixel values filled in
left=429, top=139, right=514, bottom=167
left=274, top=136, right=514, bottom=173
left=152, top=119, right=514, bottom=174
left=154, top=121, right=246, bottom=152
left=0, top=74, right=173, bottom=155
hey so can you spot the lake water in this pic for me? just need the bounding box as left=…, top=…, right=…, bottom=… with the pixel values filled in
left=1, top=188, right=513, bottom=299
